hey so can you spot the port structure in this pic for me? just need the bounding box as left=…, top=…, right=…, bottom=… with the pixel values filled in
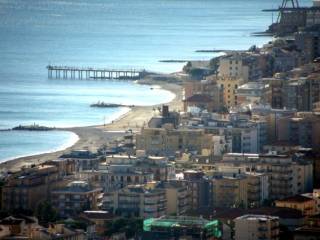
left=47, top=65, right=145, bottom=80
left=281, top=0, right=300, bottom=9
left=263, top=0, right=303, bottom=23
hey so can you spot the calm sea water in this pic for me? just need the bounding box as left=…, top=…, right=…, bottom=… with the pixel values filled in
left=0, top=0, right=311, bottom=162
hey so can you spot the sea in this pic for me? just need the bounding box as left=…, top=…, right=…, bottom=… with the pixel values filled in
left=0, top=0, right=311, bottom=163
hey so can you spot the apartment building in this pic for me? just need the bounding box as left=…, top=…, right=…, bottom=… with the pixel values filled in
left=136, top=126, right=214, bottom=156
left=76, top=155, right=176, bottom=192
left=277, top=112, right=320, bottom=149
left=183, top=170, right=213, bottom=211
left=103, top=183, right=166, bottom=218
left=275, top=195, right=317, bottom=216
left=2, top=164, right=66, bottom=211
left=302, top=189, right=320, bottom=214
left=185, top=112, right=267, bottom=154
left=217, top=77, right=243, bottom=107
left=51, top=181, right=103, bottom=217
left=211, top=175, right=249, bottom=208
left=218, top=53, right=261, bottom=81
left=295, top=26, right=320, bottom=62
left=234, top=214, right=279, bottom=240
left=219, top=153, right=313, bottom=200
left=183, top=79, right=223, bottom=112
left=105, top=154, right=175, bottom=181
left=236, top=82, right=270, bottom=106
left=77, top=163, right=154, bottom=192
left=211, top=167, right=269, bottom=208
left=230, top=117, right=267, bottom=153
left=159, top=180, right=190, bottom=216
left=282, top=78, right=320, bottom=111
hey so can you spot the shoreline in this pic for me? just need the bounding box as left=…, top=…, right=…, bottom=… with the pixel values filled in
left=0, top=130, right=80, bottom=164
left=0, top=80, right=182, bottom=172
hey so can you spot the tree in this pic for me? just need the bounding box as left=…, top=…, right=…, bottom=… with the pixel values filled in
left=209, top=57, right=220, bottom=72
left=183, top=61, right=192, bottom=73
left=105, top=218, right=143, bottom=238
left=36, top=201, right=58, bottom=226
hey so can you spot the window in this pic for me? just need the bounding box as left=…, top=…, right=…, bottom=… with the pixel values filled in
left=74, top=195, right=80, bottom=199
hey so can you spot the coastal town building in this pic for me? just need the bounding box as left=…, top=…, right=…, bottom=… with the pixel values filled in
left=159, top=180, right=190, bottom=216
left=218, top=153, right=313, bottom=200
left=182, top=111, right=267, bottom=153
left=183, top=94, right=215, bottom=112
left=183, top=170, right=212, bottom=211
left=234, top=214, right=280, bottom=240
left=1, top=164, right=67, bottom=211
left=136, top=125, right=214, bottom=156
left=75, top=154, right=176, bottom=192
left=2, top=2, right=320, bottom=239
left=277, top=112, right=320, bottom=149
left=275, top=195, right=317, bottom=216
left=103, top=182, right=166, bottom=218
left=295, top=26, right=320, bottom=62
left=0, top=215, right=40, bottom=239
left=210, top=167, right=269, bottom=209
left=148, top=105, right=180, bottom=129
left=217, top=77, right=243, bottom=107
left=301, top=189, right=320, bottom=214
left=236, top=82, right=270, bottom=106
left=183, top=79, right=223, bottom=112
left=217, top=53, right=261, bottom=81
left=103, top=180, right=190, bottom=218
left=76, top=162, right=154, bottom=192
left=211, top=175, right=249, bottom=208
left=51, top=181, right=103, bottom=217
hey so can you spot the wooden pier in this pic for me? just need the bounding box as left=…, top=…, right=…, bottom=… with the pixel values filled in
left=47, top=65, right=145, bottom=80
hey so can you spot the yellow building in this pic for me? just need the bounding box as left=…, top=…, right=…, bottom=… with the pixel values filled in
left=275, top=195, right=317, bottom=216
left=160, top=181, right=190, bottom=216
left=136, top=126, right=214, bottom=156
left=217, top=77, right=244, bottom=107
left=217, top=53, right=261, bottom=81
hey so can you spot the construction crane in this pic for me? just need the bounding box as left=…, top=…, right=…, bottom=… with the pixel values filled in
left=280, top=0, right=300, bottom=8
left=263, top=0, right=302, bottom=23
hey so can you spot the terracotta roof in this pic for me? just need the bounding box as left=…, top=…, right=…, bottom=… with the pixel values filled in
left=184, top=94, right=212, bottom=103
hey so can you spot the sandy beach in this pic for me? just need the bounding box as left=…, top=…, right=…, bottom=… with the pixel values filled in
left=0, top=80, right=182, bottom=172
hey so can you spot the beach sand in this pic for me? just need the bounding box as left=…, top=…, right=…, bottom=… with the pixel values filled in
left=0, top=80, right=182, bottom=172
